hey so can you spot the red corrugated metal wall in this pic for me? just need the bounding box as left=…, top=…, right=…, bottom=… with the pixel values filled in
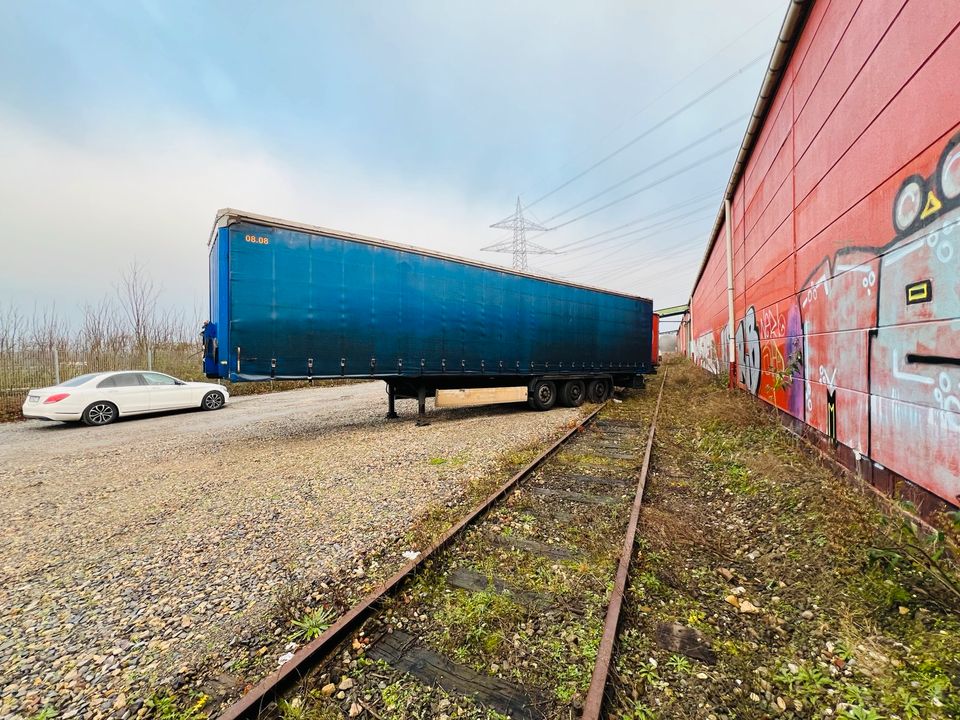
left=689, top=0, right=960, bottom=507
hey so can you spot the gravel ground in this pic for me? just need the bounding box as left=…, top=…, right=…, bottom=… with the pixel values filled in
left=0, top=382, right=587, bottom=719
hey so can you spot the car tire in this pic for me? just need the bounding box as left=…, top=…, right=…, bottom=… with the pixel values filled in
left=201, top=391, right=225, bottom=411
left=82, top=401, right=118, bottom=426
left=559, top=380, right=586, bottom=407
left=587, top=379, right=611, bottom=403
left=529, top=379, right=557, bottom=411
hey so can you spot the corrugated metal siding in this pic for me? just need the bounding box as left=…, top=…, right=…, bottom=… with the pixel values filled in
left=688, top=0, right=960, bottom=506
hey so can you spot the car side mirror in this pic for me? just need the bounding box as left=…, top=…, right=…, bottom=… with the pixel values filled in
left=175, top=380, right=186, bottom=385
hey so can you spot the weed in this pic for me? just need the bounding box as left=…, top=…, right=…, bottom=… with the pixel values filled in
left=839, top=706, right=885, bottom=720
left=145, top=691, right=208, bottom=720
left=610, top=357, right=960, bottom=720
left=869, top=507, right=960, bottom=611
left=894, top=688, right=924, bottom=720
left=227, top=656, right=250, bottom=673
left=637, top=571, right=663, bottom=593
left=636, top=658, right=660, bottom=685
left=622, top=702, right=657, bottom=720
left=277, top=698, right=306, bottom=720
left=665, top=654, right=692, bottom=674
left=290, top=607, right=337, bottom=642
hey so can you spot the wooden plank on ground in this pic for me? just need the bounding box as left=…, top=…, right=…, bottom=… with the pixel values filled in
left=368, top=631, right=544, bottom=719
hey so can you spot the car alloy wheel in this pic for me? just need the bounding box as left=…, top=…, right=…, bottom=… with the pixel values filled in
left=202, top=391, right=225, bottom=410
left=86, top=403, right=116, bottom=425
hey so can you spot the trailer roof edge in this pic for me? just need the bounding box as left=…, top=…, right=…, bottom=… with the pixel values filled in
left=689, top=0, right=811, bottom=296
left=210, top=208, right=654, bottom=304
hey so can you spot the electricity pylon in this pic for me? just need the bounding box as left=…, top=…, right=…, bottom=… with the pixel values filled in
left=483, top=197, right=556, bottom=271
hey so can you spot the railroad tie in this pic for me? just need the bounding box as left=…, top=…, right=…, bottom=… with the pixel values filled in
left=590, top=448, right=638, bottom=460
left=592, top=420, right=638, bottom=432
left=367, top=630, right=544, bottom=719
left=556, top=473, right=633, bottom=488
left=445, top=567, right=552, bottom=609
left=528, top=486, right=619, bottom=505
left=488, top=533, right=582, bottom=561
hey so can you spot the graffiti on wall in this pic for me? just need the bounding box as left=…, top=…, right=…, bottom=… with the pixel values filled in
left=693, top=132, right=960, bottom=505
left=692, top=323, right=731, bottom=376
left=735, top=306, right=761, bottom=394
left=797, top=133, right=960, bottom=502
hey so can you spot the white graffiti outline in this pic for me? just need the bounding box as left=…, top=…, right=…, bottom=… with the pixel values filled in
left=890, top=348, right=934, bottom=385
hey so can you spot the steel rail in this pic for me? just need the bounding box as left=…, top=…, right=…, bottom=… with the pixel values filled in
left=218, top=401, right=608, bottom=720
left=582, top=369, right=667, bottom=719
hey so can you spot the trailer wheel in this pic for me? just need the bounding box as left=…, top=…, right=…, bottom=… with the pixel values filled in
left=587, top=379, right=610, bottom=403
left=560, top=380, right=585, bottom=407
left=529, top=379, right=557, bottom=411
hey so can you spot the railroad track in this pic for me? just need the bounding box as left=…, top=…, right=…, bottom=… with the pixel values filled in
left=219, top=372, right=666, bottom=720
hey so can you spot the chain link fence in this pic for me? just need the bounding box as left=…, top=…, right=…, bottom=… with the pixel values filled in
left=0, top=344, right=360, bottom=421
left=0, top=344, right=205, bottom=420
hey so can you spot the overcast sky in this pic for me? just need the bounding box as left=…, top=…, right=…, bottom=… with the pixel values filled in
left=0, top=0, right=786, bottom=325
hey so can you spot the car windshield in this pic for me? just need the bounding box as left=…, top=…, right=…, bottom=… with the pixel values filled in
left=57, top=373, right=101, bottom=387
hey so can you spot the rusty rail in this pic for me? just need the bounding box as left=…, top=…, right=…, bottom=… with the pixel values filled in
left=218, top=401, right=608, bottom=720
left=582, top=369, right=667, bottom=719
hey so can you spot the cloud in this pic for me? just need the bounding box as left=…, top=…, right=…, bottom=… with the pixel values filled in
left=0, top=111, right=514, bottom=324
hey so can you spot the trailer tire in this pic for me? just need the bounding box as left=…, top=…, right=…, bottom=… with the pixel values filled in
left=529, top=379, right=557, bottom=411
left=560, top=380, right=585, bottom=407
left=587, top=379, right=610, bottom=403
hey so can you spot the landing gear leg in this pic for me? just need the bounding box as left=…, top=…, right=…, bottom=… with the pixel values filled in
left=416, top=386, right=430, bottom=426
left=386, top=383, right=399, bottom=419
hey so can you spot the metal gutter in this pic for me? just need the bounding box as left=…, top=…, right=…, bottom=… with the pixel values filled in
left=210, top=208, right=654, bottom=304
left=689, top=0, right=811, bottom=294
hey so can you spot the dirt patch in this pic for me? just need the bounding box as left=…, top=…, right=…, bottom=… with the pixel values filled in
left=612, top=356, right=960, bottom=720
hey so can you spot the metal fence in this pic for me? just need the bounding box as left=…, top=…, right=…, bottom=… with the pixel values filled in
left=0, top=344, right=204, bottom=401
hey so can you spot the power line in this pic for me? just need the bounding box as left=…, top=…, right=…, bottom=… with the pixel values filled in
left=491, top=50, right=769, bottom=227
left=541, top=232, right=705, bottom=287
left=536, top=201, right=716, bottom=268
left=568, top=212, right=715, bottom=275
left=585, top=237, right=708, bottom=284
left=538, top=113, right=747, bottom=226
left=548, top=187, right=722, bottom=252
left=521, top=5, right=784, bottom=200
left=594, top=247, right=708, bottom=286
left=546, top=142, right=737, bottom=230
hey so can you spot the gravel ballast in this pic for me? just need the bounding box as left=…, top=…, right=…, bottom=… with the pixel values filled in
left=0, top=381, right=588, bottom=718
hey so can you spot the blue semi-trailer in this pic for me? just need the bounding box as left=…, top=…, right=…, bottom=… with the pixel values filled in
left=202, top=209, right=655, bottom=418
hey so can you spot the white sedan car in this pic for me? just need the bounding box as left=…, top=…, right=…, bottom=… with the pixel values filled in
left=22, top=371, right=230, bottom=426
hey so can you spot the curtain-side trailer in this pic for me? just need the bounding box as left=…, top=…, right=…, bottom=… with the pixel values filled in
left=202, top=209, right=655, bottom=419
